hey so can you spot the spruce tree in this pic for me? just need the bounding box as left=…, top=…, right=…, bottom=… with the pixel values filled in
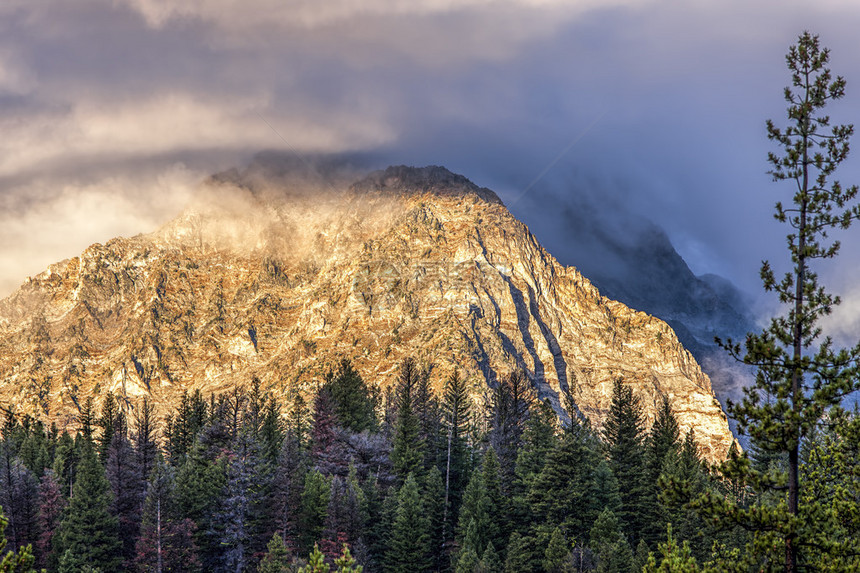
left=642, top=396, right=681, bottom=548
left=441, top=371, right=472, bottom=544
left=390, top=359, right=424, bottom=481
left=0, top=506, right=37, bottom=573
left=602, top=379, right=648, bottom=543
left=323, top=359, right=378, bottom=434
left=259, top=533, right=294, bottom=573
left=54, top=440, right=122, bottom=573
left=297, top=470, right=330, bottom=556
left=711, top=32, right=860, bottom=572
left=385, top=473, right=431, bottom=573
left=529, top=420, right=602, bottom=542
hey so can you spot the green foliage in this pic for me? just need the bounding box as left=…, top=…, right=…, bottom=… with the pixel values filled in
left=441, top=370, right=472, bottom=542
left=385, top=473, right=431, bottom=573
left=542, top=527, right=571, bottom=573
left=529, top=420, right=603, bottom=541
left=603, top=379, right=648, bottom=542
left=477, top=543, right=502, bottom=573
left=298, top=544, right=328, bottom=573
left=589, top=509, right=633, bottom=573
left=297, top=470, right=331, bottom=556
left=333, top=543, right=363, bottom=573
left=322, top=359, right=378, bottom=434
left=259, top=533, right=294, bottom=573
left=504, top=532, right=536, bottom=573
left=711, top=31, right=860, bottom=572
left=54, top=440, right=121, bottom=573
left=644, top=525, right=699, bottom=573
left=0, top=506, right=37, bottom=573
left=390, top=359, right=425, bottom=481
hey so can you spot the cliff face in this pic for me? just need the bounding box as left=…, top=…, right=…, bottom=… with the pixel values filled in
left=0, top=165, right=735, bottom=462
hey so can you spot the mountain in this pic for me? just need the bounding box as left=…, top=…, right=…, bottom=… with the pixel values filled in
left=0, top=163, right=735, bottom=461
left=514, top=186, right=756, bottom=411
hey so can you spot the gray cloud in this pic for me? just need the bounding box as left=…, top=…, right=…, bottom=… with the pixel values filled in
left=1, top=0, right=860, bottom=351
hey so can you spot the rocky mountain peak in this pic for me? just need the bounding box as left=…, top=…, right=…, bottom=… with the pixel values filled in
left=350, top=165, right=504, bottom=205
left=0, top=164, right=736, bottom=462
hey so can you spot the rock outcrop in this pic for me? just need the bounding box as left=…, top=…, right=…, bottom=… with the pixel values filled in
left=0, top=164, right=736, bottom=462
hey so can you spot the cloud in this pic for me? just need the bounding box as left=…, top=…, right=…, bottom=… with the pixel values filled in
left=1, top=0, right=860, bottom=313
left=0, top=164, right=201, bottom=297
left=0, top=92, right=396, bottom=180
left=120, top=0, right=654, bottom=30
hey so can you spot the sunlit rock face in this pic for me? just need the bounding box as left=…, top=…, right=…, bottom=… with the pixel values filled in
left=0, top=164, right=736, bottom=462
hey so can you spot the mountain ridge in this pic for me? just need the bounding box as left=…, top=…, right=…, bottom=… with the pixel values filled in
left=0, top=164, right=736, bottom=461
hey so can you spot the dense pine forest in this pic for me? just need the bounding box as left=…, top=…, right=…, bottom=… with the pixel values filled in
left=0, top=355, right=857, bottom=572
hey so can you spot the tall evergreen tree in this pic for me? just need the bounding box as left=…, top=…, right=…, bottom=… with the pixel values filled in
left=131, top=397, right=158, bottom=500
left=55, top=440, right=122, bottom=573
left=488, top=371, right=533, bottom=488
left=35, top=470, right=65, bottom=571
left=135, top=456, right=199, bottom=573
left=529, top=420, right=603, bottom=543
left=441, top=371, right=472, bottom=544
left=322, top=359, right=378, bottom=434
left=642, top=396, right=681, bottom=548
left=0, top=506, right=37, bottom=573
left=385, top=473, right=431, bottom=573
left=710, top=32, right=860, bottom=572
left=105, top=423, right=144, bottom=566
left=602, top=379, right=648, bottom=543
left=297, top=470, right=330, bottom=556
left=172, top=445, right=225, bottom=571
left=390, top=359, right=425, bottom=481
left=165, top=390, right=208, bottom=465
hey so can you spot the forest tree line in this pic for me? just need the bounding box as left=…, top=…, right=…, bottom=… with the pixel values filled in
left=0, top=357, right=859, bottom=572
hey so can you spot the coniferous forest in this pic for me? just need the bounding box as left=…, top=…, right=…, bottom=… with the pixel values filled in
left=2, top=354, right=860, bottom=573
left=6, top=29, right=860, bottom=573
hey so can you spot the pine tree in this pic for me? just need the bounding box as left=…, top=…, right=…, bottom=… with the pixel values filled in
left=323, top=359, right=378, bottom=434
left=643, top=525, right=699, bottom=573
left=390, top=359, right=425, bottom=481
left=135, top=456, right=200, bottom=573
left=299, top=544, right=329, bottom=573
left=259, top=533, right=294, bottom=573
left=297, top=470, right=330, bottom=556
left=504, top=532, right=536, bottom=573
left=529, top=420, right=602, bottom=542
left=105, top=423, right=143, bottom=566
left=0, top=505, right=37, bottom=573
left=542, top=527, right=571, bottom=573
left=441, top=371, right=472, bottom=544
left=385, top=473, right=431, bottom=573
left=54, top=440, right=122, bottom=573
left=711, top=32, right=860, bottom=572
left=642, top=396, right=681, bottom=548
left=603, top=379, right=648, bottom=543
left=35, top=470, right=65, bottom=571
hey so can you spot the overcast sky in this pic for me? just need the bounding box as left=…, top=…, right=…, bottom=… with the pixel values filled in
left=3, top=0, right=860, bottom=338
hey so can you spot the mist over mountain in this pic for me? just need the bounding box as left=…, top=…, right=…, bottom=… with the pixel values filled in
left=0, top=161, right=736, bottom=461
left=513, top=184, right=757, bottom=411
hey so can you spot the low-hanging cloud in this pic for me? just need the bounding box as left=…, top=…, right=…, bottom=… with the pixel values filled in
left=2, top=0, right=860, bottom=339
